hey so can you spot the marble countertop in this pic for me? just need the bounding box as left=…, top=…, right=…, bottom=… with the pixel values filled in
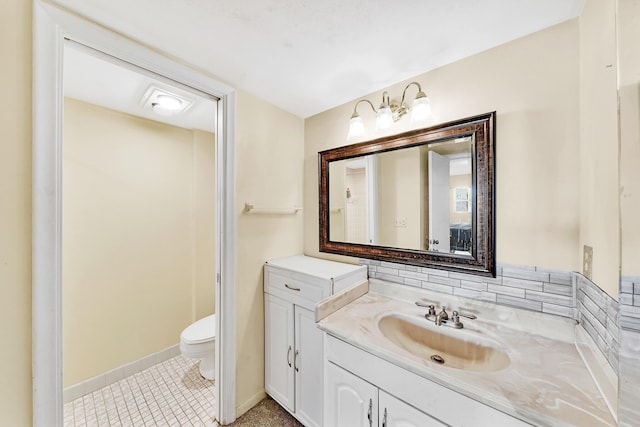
left=317, top=280, right=616, bottom=427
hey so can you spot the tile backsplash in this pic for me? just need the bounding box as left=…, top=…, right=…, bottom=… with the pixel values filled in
left=619, top=276, right=640, bottom=426
left=361, top=260, right=576, bottom=317
left=576, top=274, right=619, bottom=375
left=619, top=276, right=640, bottom=333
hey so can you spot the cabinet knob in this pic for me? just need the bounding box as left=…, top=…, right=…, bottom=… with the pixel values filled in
left=367, top=398, right=373, bottom=427
left=382, top=408, right=387, bottom=427
left=294, top=350, right=300, bottom=372
left=287, top=346, right=292, bottom=368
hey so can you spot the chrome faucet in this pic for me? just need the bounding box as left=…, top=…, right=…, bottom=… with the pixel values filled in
left=435, top=306, right=449, bottom=326
left=415, top=300, right=477, bottom=329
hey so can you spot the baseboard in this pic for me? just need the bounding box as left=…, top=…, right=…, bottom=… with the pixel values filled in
left=236, top=389, right=267, bottom=418
left=63, top=344, right=181, bottom=403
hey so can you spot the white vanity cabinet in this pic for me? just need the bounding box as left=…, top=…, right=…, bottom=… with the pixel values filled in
left=265, top=294, right=321, bottom=425
left=324, top=334, right=530, bottom=427
left=264, top=255, right=367, bottom=427
left=325, top=362, right=445, bottom=427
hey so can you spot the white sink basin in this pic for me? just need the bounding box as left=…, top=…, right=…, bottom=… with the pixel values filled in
left=377, top=314, right=510, bottom=372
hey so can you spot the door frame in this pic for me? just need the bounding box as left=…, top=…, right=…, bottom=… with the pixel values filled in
left=365, top=154, right=378, bottom=245
left=32, top=1, right=237, bottom=425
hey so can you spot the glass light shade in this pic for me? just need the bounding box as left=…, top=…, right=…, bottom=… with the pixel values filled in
left=347, top=114, right=365, bottom=139
left=376, top=105, right=393, bottom=130
left=411, top=95, right=432, bottom=123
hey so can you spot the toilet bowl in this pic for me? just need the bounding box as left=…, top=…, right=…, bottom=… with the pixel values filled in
left=180, top=314, right=216, bottom=380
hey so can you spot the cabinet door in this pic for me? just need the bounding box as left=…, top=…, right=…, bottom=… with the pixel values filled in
left=379, top=391, right=446, bottom=427
left=325, top=362, right=378, bottom=427
left=264, top=293, right=295, bottom=412
left=294, top=306, right=323, bottom=427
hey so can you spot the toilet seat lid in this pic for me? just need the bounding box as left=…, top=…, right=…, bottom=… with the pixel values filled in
left=181, top=314, right=216, bottom=344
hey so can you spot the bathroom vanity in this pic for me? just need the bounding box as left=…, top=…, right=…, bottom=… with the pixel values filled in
left=318, top=279, right=617, bottom=427
left=263, top=255, right=367, bottom=427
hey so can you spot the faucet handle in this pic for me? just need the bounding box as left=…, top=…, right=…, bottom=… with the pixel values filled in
left=428, top=304, right=436, bottom=316
left=450, top=311, right=463, bottom=329
left=415, top=300, right=436, bottom=316
left=456, top=311, right=477, bottom=320
left=451, top=310, right=477, bottom=329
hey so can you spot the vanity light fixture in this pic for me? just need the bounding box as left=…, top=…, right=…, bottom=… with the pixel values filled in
left=347, top=81, right=432, bottom=139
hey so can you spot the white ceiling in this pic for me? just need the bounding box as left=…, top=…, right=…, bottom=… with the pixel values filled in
left=55, top=0, right=585, bottom=119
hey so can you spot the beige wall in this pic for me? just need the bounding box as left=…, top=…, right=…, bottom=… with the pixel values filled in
left=618, top=0, right=640, bottom=276
left=0, top=0, right=32, bottom=424
left=579, top=0, right=620, bottom=298
left=305, top=19, right=581, bottom=272
left=193, top=130, right=216, bottom=319
left=63, top=99, right=215, bottom=386
left=235, top=89, right=305, bottom=415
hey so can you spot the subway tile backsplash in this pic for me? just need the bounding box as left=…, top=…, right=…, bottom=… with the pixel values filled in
left=361, top=260, right=576, bottom=317
left=576, top=274, right=619, bottom=375
left=359, top=258, right=633, bottom=374
left=620, top=276, right=640, bottom=333
left=619, top=276, right=640, bottom=425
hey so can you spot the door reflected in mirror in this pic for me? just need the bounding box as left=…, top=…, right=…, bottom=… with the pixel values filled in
left=329, top=138, right=473, bottom=256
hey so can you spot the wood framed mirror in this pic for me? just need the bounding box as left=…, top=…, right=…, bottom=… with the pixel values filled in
left=319, top=111, right=496, bottom=276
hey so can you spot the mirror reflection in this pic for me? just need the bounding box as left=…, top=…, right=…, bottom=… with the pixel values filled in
left=319, top=112, right=495, bottom=277
left=329, top=138, right=473, bottom=255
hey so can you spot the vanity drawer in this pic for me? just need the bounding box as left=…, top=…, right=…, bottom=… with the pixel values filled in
left=265, top=267, right=330, bottom=310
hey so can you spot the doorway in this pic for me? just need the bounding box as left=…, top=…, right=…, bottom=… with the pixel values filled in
left=62, top=41, right=218, bottom=424
left=342, top=155, right=378, bottom=245
left=33, top=2, right=236, bottom=425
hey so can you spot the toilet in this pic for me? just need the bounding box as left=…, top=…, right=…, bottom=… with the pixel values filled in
left=180, top=314, right=216, bottom=380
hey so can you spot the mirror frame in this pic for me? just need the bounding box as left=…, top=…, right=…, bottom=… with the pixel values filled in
left=319, top=111, right=496, bottom=277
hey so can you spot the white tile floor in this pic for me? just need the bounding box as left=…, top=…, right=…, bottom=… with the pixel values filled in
left=64, top=355, right=216, bottom=426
